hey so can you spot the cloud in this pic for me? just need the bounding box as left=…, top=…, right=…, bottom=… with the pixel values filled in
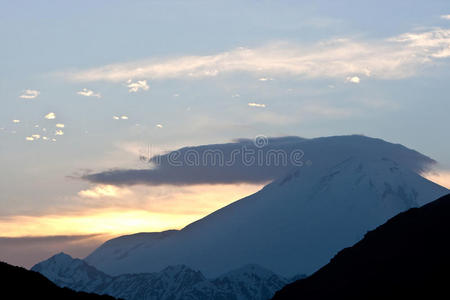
left=78, top=184, right=131, bottom=199
left=83, top=135, right=436, bottom=186
left=422, top=169, right=450, bottom=189
left=44, top=112, right=56, bottom=120
left=25, top=137, right=34, bottom=141
left=441, top=15, right=450, bottom=20
left=12, top=120, right=20, bottom=123
left=65, top=28, right=450, bottom=83
left=346, top=76, right=361, bottom=83
left=31, top=134, right=41, bottom=139
left=121, top=116, right=128, bottom=120
left=156, top=124, right=163, bottom=128
left=127, top=79, right=149, bottom=92
left=55, top=129, right=64, bottom=136
left=19, top=89, right=40, bottom=99
left=248, top=102, right=266, bottom=108
left=77, top=88, right=101, bottom=98
left=56, top=123, right=65, bottom=128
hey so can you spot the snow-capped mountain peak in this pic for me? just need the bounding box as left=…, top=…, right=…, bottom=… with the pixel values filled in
left=85, top=137, right=448, bottom=278
left=32, top=253, right=293, bottom=300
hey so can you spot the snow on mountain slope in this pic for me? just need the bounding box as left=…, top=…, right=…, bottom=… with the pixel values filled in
left=87, top=230, right=178, bottom=266
left=32, top=253, right=291, bottom=300
left=85, top=136, right=449, bottom=277
left=31, top=252, right=112, bottom=292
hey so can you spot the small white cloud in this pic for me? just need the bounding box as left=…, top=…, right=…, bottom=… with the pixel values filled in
left=121, top=115, right=129, bottom=120
left=173, top=93, right=179, bottom=97
left=258, top=77, right=273, bottom=81
left=77, top=88, right=101, bottom=98
left=12, top=119, right=20, bottom=123
left=78, top=184, right=131, bottom=199
left=51, top=138, right=57, bottom=142
left=113, top=116, right=120, bottom=120
left=42, top=136, right=48, bottom=140
left=55, top=129, right=64, bottom=136
left=156, top=124, right=163, bottom=128
left=441, top=14, right=450, bottom=20
left=346, top=76, right=361, bottom=84
left=232, top=94, right=241, bottom=98
left=19, top=89, right=40, bottom=99
left=25, top=136, right=34, bottom=141
left=42, top=128, right=47, bottom=132
left=56, top=123, right=65, bottom=128
left=44, top=112, right=56, bottom=119
left=248, top=102, right=266, bottom=108
left=31, top=134, right=40, bottom=139
left=127, top=80, right=149, bottom=93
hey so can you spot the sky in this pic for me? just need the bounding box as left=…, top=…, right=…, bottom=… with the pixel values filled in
left=1, top=0, right=450, bottom=267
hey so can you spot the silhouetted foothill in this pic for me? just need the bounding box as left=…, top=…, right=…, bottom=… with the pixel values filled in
left=0, top=261, right=119, bottom=299
left=272, top=194, right=450, bottom=300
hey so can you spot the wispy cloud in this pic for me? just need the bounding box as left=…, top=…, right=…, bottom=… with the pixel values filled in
left=78, top=184, right=131, bottom=199
left=248, top=102, right=266, bottom=108
left=65, top=28, right=450, bottom=83
left=12, top=120, right=20, bottom=123
left=19, top=89, right=40, bottom=99
left=56, top=123, right=65, bottom=128
left=44, top=112, right=56, bottom=120
left=77, top=88, right=101, bottom=98
left=55, top=129, right=64, bottom=136
left=422, top=169, right=450, bottom=189
left=441, top=14, right=450, bottom=20
left=126, top=79, right=149, bottom=92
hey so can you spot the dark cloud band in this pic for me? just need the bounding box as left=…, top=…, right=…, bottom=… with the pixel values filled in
left=83, top=135, right=435, bottom=186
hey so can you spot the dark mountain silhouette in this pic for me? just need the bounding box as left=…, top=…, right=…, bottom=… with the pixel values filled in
left=272, top=193, right=450, bottom=300
left=0, top=261, right=118, bottom=299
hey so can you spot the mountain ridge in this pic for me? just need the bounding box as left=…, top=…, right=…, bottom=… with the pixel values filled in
left=32, top=253, right=299, bottom=300
left=272, top=193, right=450, bottom=299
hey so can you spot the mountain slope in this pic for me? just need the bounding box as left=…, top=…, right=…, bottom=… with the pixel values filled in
left=85, top=136, right=448, bottom=277
left=32, top=254, right=293, bottom=300
left=272, top=193, right=450, bottom=300
left=0, top=260, right=117, bottom=299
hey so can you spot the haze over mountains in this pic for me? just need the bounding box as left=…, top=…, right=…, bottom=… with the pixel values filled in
left=83, top=135, right=448, bottom=277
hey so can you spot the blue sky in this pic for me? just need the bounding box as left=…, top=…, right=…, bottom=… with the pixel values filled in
left=1, top=0, right=450, bottom=266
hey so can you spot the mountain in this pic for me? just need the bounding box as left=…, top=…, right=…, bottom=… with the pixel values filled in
left=32, top=253, right=296, bottom=300
left=0, top=260, right=117, bottom=299
left=272, top=193, right=450, bottom=299
left=85, top=136, right=448, bottom=278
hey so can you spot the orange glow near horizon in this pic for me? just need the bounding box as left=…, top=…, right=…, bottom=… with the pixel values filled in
left=0, top=183, right=265, bottom=237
